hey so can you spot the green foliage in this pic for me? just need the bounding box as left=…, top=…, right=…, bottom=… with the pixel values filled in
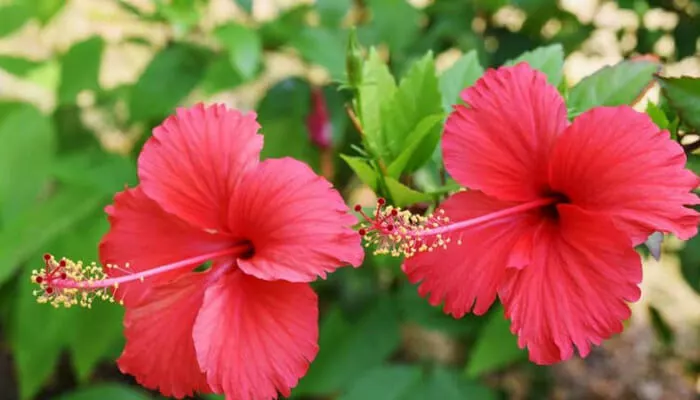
left=0, top=104, right=55, bottom=220
left=340, top=365, right=495, bottom=400
left=466, top=306, right=527, bottom=378
left=0, top=186, right=104, bottom=285
left=258, top=78, right=319, bottom=170
left=0, top=4, right=31, bottom=38
left=292, top=28, right=347, bottom=79
left=358, top=49, right=397, bottom=161
left=55, top=384, right=150, bottom=400
left=657, top=76, right=700, bottom=131
left=129, top=43, right=211, bottom=121
left=567, top=60, right=659, bottom=117
left=58, top=37, right=105, bottom=105
left=439, top=51, right=483, bottom=111
left=381, top=52, right=443, bottom=172
left=680, top=234, right=700, bottom=294
left=506, top=44, right=565, bottom=86
left=214, top=22, right=262, bottom=81
left=294, top=297, right=401, bottom=396
left=0, top=55, right=43, bottom=77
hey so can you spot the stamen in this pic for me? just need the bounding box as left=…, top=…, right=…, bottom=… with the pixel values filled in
left=32, top=244, right=251, bottom=309
left=356, top=197, right=557, bottom=258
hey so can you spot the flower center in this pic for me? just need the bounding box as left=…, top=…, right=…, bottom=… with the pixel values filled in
left=356, top=195, right=559, bottom=258
left=540, top=191, right=571, bottom=220
left=32, top=241, right=254, bottom=308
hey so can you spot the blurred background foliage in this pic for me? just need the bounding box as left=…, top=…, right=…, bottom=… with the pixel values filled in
left=1, top=0, right=700, bottom=399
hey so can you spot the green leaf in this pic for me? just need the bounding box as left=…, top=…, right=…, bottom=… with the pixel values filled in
left=439, top=50, right=483, bottom=112
left=291, top=28, right=347, bottom=79
left=26, top=58, right=60, bottom=90
left=215, top=23, right=262, bottom=81
left=55, top=384, right=150, bottom=400
left=386, top=178, right=432, bottom=207
left=645, top=101, right=669, bottom=130
left=12, top=266, right=73, bottom=400
left=0, top=4, right=31, bottom=38
left=506, top=44, right=564, bottom=86
left=387, top=114, right=444, bottom=178
left=340, top=366, right=422, bottom=400
left=58, top=36, right=105, bottom=105
left=26, top=0, right=66, bottom=25
left=342, top=366, right=496, bottom=400
left=466, top=306, right=527, bottom=377
left=233, top=0, right=253, bottom=14
left=258, top=5, right=310, bottom=49
left=155, top=0, right=202, bottom=28
left=0, top=104, right=55, bottom=221
left=657, top=76, right=700, bottom=131
left=0, top=187, right=105, bottom=286
left=295, top=298, right=401, bottom=395
left=258, top=78, right=319, bottom=170
left=317, top=0, right=351, bottom=26
left=69, top=291, right=124, bottom=381
left=568, top=60, right=659, bottom=117
left=687, top=154, right=700, bottom=176
left=129, top=43, right=211, bottom=121
left=416, top=368, right=496, bottom=400
left=341, top=155, right=432, bottom=207
left=398, top=283, right=479, bottom=336
left=52, top=105, right=101, bottom=151
left=0, top=55, right=42, bottom=77
left=341, top=155, right=378, bottom=188
left=359, top=49, right=396, bottom=160
left=382, top=52, right=443, bottom=170
left=51, top=150, right=137, bottom=194
left=200, top=54, right=244, bottom=95
left=680, top=234, right=700, bottom=294
left=648, top=305, right=674, bottom=347
left=363, top=0, right=420, bottom=54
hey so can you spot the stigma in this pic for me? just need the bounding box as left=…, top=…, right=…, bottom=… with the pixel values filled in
left=32, top=253, right=120, bottom=308
left=355, top=198, right=451, bottom=258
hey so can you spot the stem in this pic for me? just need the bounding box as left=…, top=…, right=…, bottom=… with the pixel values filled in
left=51, top=245, right=248, bottom=290
left=416, top=197, right=557, bottom=237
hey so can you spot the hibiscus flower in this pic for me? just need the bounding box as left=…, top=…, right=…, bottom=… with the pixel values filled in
left=359, top=63, right=699, bottom=364
left=34, top=104, right=364, bottom=399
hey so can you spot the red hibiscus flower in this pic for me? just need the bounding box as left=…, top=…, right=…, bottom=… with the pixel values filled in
left=35, top=104, right=364, bottom=398
left=358, top=64, right=699, bottom=365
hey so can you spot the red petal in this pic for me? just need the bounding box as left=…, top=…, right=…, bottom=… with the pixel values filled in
left=402, top=191, right=539, bottom=317
left=499, top=205, right=642, bottom=364
left=443, top=63, right=568, bottom=202
left=232, top=158, right=364, bottom=282
left=118, top=273, right=211, bottom=398
left=193, top=271, right=318, bottom=399
left=549, top=106, right=700, bottom=244
left=100, top=187, right=230, bottom=306
left=138, top=103, right=263, bottom=231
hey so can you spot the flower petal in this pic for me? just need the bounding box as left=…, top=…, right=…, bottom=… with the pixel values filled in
left=118, top=272, right=211, bottom=398
left=443, top=63, right=568, bottom=202
left=232, top=158, right=364, bottom=282
left=402, top=191, right=539, bottom=317
left=138, top=103, right=263, bottom=231
left=100, top=187, right=230, bottom=306
left=193, top=270, right=318, bottom=400
left=499, top=205, right=642, bottom=365
left=549, top=106, right=699, bottom=244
